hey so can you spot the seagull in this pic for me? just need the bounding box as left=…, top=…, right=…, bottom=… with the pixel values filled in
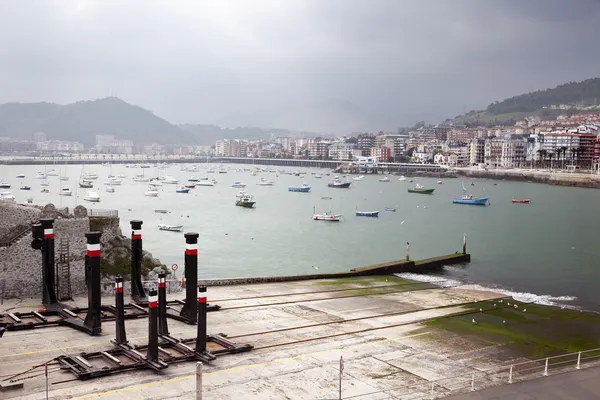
left=514, top=304, right=518, bottom=308
left=312, top=266, right=319, bottom=270
left=499, top=300, right=503, bottom=303
left=401, top=221, right=405, bottom=225
left=493, top=303, right=496, bottom=307
left=424, top=206, right=427, bottom=209
left=479, top=308, right=483, bottom=312
left=507, top=302, right=510, bottom=306
left=523, top=309, right=526, bottom=312
left=472, top=319, right=477, bottom=325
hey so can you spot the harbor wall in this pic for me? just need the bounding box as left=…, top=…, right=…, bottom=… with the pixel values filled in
left=457, top=169, right=600, bottom=189
left=199, top=253, right=470, bottom=286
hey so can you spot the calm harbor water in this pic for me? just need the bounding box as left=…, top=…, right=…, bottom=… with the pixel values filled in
left=1, top=163, right=599, bottom=310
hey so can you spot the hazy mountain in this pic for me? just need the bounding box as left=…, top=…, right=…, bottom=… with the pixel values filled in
left=0, top=97, right=194, bottom=147
left=179, top=124, right=271, bottom=146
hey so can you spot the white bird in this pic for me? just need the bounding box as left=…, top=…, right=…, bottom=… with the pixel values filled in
left=503, top=320, right=506, bottom=325
left=507, top=302, right=510, bottom=306
left=523, top=309, right=526, bottom=312
left=493, top=303, right=496, bottom=307
left=499, top=300, right=503, bottom=303
left=479, top=308, right=483, bottom=312
left=424, top=206, right=427, bottom=209
left=472, top=319, right=477, bottom=325
left=417, top=205, right=420, bottom=208
left=514, top=304, right=518, bottom=308
left=312, top=266, right=319, bottom=270
left=401, top=221, right=405, bottom=225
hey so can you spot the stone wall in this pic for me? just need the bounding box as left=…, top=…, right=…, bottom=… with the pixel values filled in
left=0, top=202, right=41, bottom=240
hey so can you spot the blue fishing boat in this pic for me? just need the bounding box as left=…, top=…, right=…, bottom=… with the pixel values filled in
left=176, top=187, right=190, bottom=193
left=356, top=210, right=379, bottom=217
left=288, top=183, right=311, bottom=192
left=452, top=182, right=488, bottom=205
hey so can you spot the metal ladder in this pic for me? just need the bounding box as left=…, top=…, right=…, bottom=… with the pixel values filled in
left=56, top=239, right=72, bottom=301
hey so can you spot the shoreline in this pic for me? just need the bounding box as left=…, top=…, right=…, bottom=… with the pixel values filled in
left=454, top=167, right=600, bottom=189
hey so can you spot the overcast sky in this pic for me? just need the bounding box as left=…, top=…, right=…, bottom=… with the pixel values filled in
left=1, top=0, right=599, bottom=132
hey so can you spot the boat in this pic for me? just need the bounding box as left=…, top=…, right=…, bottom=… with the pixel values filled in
left=353, top=175, right=365, bottom=181
left=288, top=183, right=311, bottom=192
left=40, top=188, right=49, bottom=193
left=176, top=187, right=190, bottom=193
left=379, top=176, right=390, bottom=182
left=117, top=173, right=127, bottom=179
left=106, top=185, right=115, bottom=193
left=512, top=199, right=531, bottom=204
left=0, top=191, right=15, bottom=202
left=398, top=176, right=407, bottom=181
left=219, top=170, right=227, bottom=174
left=158, top=224, right=183, bottom=232
left=149, top=180, right=162, bottom=187
left=60, top=176, right=69, bottom=181
left=231, top=181, right=246, bottom=188
left=79, top=179, right=93, bottom=188
left=133, top=174, right=150, bottom=182
left=236, top=194, right=256, bottom=208
left=19, top=185, right=31, bottom=190
left=312, top=209, right=342, bottom=221
left=408, top=184, right=435, bottom=194
left=328, top=179, right=351, bottom=188
left=16, top=174, right=25, bottom=178
left=470, top=182, right=475, bottom=186
left=314, top=174, right=322, bottom=179
left=83, top=173, right=98, bottom=180
left=188, top=176, right=200, bottom=182
left=45, top=169, right=59, bottom=176
left=164, top=176, right=179, bottom=184
left=452, top=182, right=488, bottom=206
left=144, top=188, right=159, bottom=197
left=59, top=187, right=72, bottom=196
left=197, top=180, right=215, bottom=187
left=437, top=180, right=443, bottom=184
left=384, top=207, right=396, bottom=212
left=321, top=196, right=332, bottom=200
left=104, top=178, right=122, bottom=185
left=154, top=209, right=168, bottom=213
left=184, top=183, right=196, bottom=189
left=256, top=178, right=274, bottom=186
left=35, top=172, right=46, bottom=179
left=83, top=191, right=101, bottom=202
left=0, top=181, right=10, bottom=189
left=356, top=210, right=379, bottom=217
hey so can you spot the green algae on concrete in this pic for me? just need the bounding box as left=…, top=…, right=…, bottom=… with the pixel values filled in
left=424, top=300, right=600, bottom=358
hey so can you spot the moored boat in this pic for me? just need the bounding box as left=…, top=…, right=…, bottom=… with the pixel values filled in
left=175, top=187, right=190, bottom=193
left=452, top=195, right=488, bottom=205
left=437, top=180, right=443, bottom=184
left=154, top=209, right=169, bottom=213
left=313, top=211, right=342, bottom=221
left=327, top=178, right=351, bottom=188
left=0, top=191, right=15, bottom=201
left=378, top=176, right=390, bottom=182
left=256, top=178, right=274, bottom=186
left=353, top=175, right=365, bottom=181
left=0, top=181, right=10, bottom=189
left=184, top=183, right=196, bottom=188
left=356, top=210, right=379, bottom=217
left=83, top=191, right=101, bottom=202
left=58, top=187, right=72, bottom=196
left=231, top=181, right=246, bottom=188
left=20, top=185, right=31, bottom=190
left=512, top=199, right=531, bottom=204
left=408, top=184, right=435, bottom=194
left=158, top=224, right=183, bottom=232
left=144, top=188, right=159, bottom=197
left=288, top=183, right=311, bottom=192
left=236, top=194, right=256, bottom=208
left=398, top=176, right=407, bottom=181
left=106, top=185, right=115, bottom=193
left=384, top=207, right=396, bottom=212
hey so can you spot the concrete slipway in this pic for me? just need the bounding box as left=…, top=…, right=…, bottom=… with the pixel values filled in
left=0, top=276, right=589, bottom=399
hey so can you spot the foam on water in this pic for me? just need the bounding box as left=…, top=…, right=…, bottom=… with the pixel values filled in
left=395, top=270, right=579, bottom=308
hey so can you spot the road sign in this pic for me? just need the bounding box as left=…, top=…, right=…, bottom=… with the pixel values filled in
left=171, top=264, right=178, bottom=271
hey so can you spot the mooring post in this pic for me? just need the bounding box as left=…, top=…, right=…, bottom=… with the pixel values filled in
left=543, top=357, right=549, bottom=376
left=576, top=352, right=581, bottom=369
left=180, top=232, right=199, bottom=324
left=130, top=220, right=146, bottom=302
left=196, top=286, right=207, bottom=353
left=196, top=361, right=203, bottom=400
left=158, top=272, right=169, bottom=335
left=114, top=275, right=127, bottom=344
left=463, top=233, right=467, bottom=255
left=508, top=365, right=513, bottom=384
left=83, top=232, right=102, bottom=335
left=40, top=219, right=57, bottom=305
left=406, top=242, right=410, bottom=261
left=147, top=289, right=159, bottom=362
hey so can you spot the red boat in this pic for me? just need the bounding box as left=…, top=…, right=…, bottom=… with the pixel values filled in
left=184, top=184, right=196, bottom=188
left=512, top=199, right=530, bottom=204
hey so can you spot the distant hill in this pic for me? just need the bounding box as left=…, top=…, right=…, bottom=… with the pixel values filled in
left=486, top=77, right=600, bottom=115
left=0, top=97, right=194, bottom=147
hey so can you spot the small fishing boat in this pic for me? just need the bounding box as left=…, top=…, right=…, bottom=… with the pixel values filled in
left=328, top=179, right=351, bottom=188
left=106, top=185, right=115, bottom=193
left=312, top=207, right=342, bottom=221
left=232, top=181, right=246, bottom=188
left=60, top=176, right=69, bottom=181
left=470, top=182, right=475, bottom=186
left=236, top=194, right=256, bottom=208
left=408, top=184, right=435, bottom=194
left=40, top=188, right=49, bottom=193
left=379, top=176, right=390, bottom=183
left=256, top=178, right=274, bottom=186
left=384, top=207, right=396, bottom=212
left=184, top=183, right=196, bottom=189
left=0, top=191, right=15, bottom=201
left=188, top=176, right=200, bottom=182
left=144, top=188, right=159, bottom=197
left=197, top=180, right=215, bottom=187
left=353, top=175, right=365, bottom=181
left=158, top=224, right=183, bottom=232
left=58, top=187, right=72, bottom=196
left=133, top=174, right=150, bottom=182
left=437, top=180, right=443, bottom=184
left=288, top=183, right=311, bottom=192
left=83, top=191, right=101, bottom=202
left=0, top=181, right=10, bottom=189
left=321, top=196, right=332, bottom=200
left=512, top=199, right=531, bottom=204
left=20, top=185, right=31, bottom=190
left=104, top=178, right=122, bottom=185
left=452, top=182, right=488, bottom=206
left=176, top=187, right=190, bottom=193
left=154, top=209, right=169, bottom=213
left=356, top=210, right=379, bottom=217
left=35, top=172, right=46, bottom=179
left=149, top=180, right=162, bottom=187
left=16, top=174, right=25, bottom=178
left=398, top=176, right=407, bottom=181
left=314, top=174, right=322, bottom=179
left=163, top=176, right=179, bottom=184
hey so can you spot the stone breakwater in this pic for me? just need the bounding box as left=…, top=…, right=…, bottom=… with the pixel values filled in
left=456, top=169, right=600, bottom=189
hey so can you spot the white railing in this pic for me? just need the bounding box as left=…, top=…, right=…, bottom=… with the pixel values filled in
left=88, top=209, right=119, bottom=217
left=341, top=347, right=600, bottom=399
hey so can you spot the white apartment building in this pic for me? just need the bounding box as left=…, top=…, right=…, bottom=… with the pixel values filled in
left=328, top=143, right=355, bottom=161
left=215, top=139, right=247, bottom=157
left=500, top=137, right=527, bottom=168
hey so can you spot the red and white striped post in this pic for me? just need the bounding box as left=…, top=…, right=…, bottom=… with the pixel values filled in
left=196, top=286, right=207, bottom=353
left=130, top=220, right=146, bottom=302
left=146, top=289, right=159, bottom=362
left=158, top=272, right=169, bottom=335
left=84, top=232, right=102, bottom=335
left=180, top=232, right=199, bottom=324
left=114, top=276, right=127, bottom=344
left=40, top=219, right=57, bottom=304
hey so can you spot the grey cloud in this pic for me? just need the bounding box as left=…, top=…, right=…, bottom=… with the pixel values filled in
left=0, top=0, right=599, bottom=133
